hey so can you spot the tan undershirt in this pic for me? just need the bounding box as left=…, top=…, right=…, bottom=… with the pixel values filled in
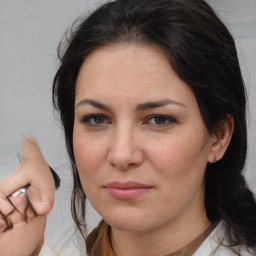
left=87, top=220, right=218, bottom=256
left=165, top=223, right=217, bottom=256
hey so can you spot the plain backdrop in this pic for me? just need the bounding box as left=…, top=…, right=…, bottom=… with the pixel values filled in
left=0, top=0, right=255, bottom=252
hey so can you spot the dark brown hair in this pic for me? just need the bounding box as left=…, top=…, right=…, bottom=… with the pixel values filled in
left=52, top=0, right=256, bottom=254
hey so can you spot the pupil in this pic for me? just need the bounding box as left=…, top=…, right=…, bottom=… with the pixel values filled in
left=155, top=117, right=166, bottom=124
left=94, top=116, right=104, bottom=124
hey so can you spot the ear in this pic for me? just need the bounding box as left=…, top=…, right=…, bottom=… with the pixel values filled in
left=208, top=115, right=234, bottom=163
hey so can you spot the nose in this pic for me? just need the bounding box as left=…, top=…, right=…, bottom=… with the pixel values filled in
left=107, top=126, right=144, bottom=170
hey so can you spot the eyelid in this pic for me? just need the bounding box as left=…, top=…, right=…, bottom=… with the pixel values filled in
left=145, top=114, right=176, bottom=125
left=80, top=114, right=176, bottom=127
left=81, top=114, right=110, bottom=126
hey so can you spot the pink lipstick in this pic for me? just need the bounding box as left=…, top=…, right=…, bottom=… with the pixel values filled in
left=104, top=181, right=152, bottom=200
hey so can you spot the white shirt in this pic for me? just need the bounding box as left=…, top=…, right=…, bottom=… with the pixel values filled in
left=39, top=222, right=255, bottom=256
left=39, top=243, right=82, bottom=256
left=194, top=222, right=255, bottom=256
left=38, top=244, right=57, bottom=256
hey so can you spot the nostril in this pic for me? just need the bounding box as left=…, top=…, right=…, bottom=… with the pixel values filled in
left=107, top=146, right=144, bottom=170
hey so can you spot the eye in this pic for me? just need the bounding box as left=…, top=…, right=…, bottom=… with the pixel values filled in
left=81, top=114, right=108, bottom=127
left=146, top=115, right=176, bottom=126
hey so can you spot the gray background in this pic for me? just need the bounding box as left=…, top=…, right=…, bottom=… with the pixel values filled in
left=0, top=0, right=255, bottom=252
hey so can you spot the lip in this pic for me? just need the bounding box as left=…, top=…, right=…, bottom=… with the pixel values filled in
left=104, top=181, right=152, bottom=200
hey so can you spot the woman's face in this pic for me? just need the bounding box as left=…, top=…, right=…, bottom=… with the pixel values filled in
left=73, top=43, right=215, bottom=233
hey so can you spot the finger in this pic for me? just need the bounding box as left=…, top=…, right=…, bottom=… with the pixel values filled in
left=1, top=172, right=53, bottom=216
left=0, top=193, right=14, bottom=216
left=8, top=188, right=37, bottom=223
left=0, top=217, right=7, bottom=232
left=25, top=186, right=53, bottom=215
left=0, top=137, right=55, bottom=215
left=22, top=137, right=56, bottom=207
left=0, top=193, right=17, bottom=232
left=0, top=188, right=39, bottom=233
left=0, top=170, right=32, bottom=198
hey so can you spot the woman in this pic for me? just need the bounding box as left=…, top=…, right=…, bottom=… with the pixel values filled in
left=1, top=0, right=256, bottom=255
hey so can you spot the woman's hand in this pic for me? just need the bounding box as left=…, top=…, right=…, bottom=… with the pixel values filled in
left=1, top=137, right=55, bottom=214
left=0, top=138, right=56, bottom=255
left=0, top=189, right=47, bottom=256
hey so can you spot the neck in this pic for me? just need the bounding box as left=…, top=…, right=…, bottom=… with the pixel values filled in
left=111, top=204, right=210, bottom=256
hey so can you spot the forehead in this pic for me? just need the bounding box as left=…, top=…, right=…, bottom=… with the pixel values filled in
left=83, top=43, right=169, bottom=67
left=75, top=43, right=196, bottom=107
left=77, top=43, right=171, bottom=84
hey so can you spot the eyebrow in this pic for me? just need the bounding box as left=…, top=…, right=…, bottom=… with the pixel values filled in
left=76, top=98, right=186, bottom=111
left=136, top=99, right=186, bottom=111
left=76, top=99, right=111, bottom=111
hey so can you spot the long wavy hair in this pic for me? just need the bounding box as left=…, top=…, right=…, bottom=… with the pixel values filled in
left=52, top=0, right=256, bottom=254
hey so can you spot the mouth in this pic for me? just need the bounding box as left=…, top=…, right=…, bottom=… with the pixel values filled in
left=104, top=181, right=153, bottom=200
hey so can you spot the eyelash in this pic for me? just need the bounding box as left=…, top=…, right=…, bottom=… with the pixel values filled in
left=145, top=115, right=176, bottom=127
left=81, top=114, right=176, bottom=128
left=81, top=114, right=109, bottom=127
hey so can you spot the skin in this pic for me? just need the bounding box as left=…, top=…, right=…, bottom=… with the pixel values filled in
left=0, top=139, right=54, bottom=256
left=0, top=192, right=47, bottom=256
left=73, top=43, right=233, bottom=256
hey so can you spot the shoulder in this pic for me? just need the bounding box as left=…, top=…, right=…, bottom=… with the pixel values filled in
left=193, top=222, right=255, bottom=256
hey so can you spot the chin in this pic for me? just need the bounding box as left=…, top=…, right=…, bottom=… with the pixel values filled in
left=103, top=210, right=153, bottom=233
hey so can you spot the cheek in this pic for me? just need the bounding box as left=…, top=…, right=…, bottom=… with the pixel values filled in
left=74, top=139, right=96, bottom=175
left=73, top=132, right=108, bottom=192
left=148, top=139, right=207, bottom=215
left=149, top=135, right=209, bottom=184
